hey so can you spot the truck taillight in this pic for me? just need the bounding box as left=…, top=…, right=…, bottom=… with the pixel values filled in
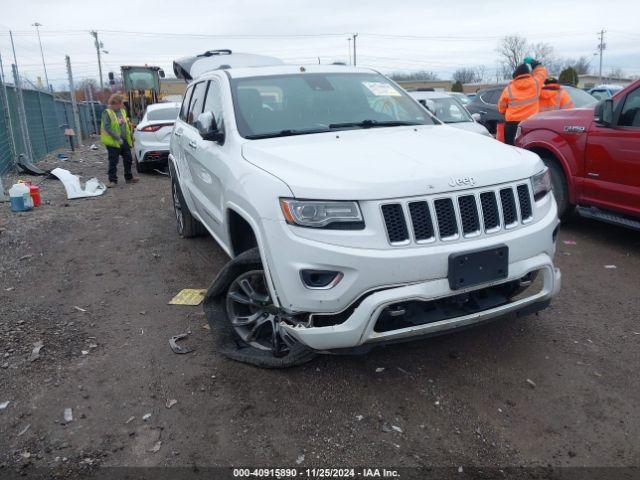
left=139, top=123, right=173, bottom=132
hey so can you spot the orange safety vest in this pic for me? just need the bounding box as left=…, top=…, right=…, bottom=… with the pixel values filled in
left=498, top=65, right=547, bottom=122
left=539, top=85, right=574, bottom=112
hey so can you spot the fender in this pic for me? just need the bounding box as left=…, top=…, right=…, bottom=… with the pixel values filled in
left=518, top=129, right=584, bottom=204
left=225, top=201, right=282, bottom=309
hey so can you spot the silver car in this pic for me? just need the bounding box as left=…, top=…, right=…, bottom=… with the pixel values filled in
left=409, top=91, right=492, bottom=137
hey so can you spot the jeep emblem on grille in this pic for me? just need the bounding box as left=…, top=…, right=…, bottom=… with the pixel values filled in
left=448, top=176, right=476, bottom=188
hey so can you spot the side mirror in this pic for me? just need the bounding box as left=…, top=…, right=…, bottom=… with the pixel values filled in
left=158, top=69, right=165, bottom=78
left=195, top=112, right=224, bottom=142
left=471, top=113, right=482, bottom=122
left=594, top=99, right=614, bottom=126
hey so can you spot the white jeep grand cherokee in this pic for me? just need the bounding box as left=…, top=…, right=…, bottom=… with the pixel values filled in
left=169, top=50, right=561, bottom=368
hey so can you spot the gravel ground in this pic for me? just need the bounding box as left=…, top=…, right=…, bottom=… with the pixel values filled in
left=0, top=143, right=639, bottom=478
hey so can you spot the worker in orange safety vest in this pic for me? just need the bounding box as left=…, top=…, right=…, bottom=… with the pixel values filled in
left=498, top=59, right=547, bottom=145
left=539, top=77, right=574, bottom=112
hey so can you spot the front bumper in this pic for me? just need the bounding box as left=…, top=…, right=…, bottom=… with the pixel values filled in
left=281, top=254, right=560, bottom=350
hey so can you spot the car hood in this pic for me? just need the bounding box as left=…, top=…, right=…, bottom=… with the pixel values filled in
left=523, top=106, right=595, bottom=128
left=446, top=121, right=491, bottom=136
left=241, top=125, right=543, bottom=200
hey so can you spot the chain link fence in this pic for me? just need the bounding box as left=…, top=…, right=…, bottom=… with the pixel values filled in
left=0, top=73, right=103, bottom=177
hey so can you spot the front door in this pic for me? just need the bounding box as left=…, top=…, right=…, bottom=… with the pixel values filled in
left=584, top=85, right=640, bottom=217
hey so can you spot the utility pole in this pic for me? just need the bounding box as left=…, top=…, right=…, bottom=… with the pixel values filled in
left=352, top=34, right=358, bottom=66
left=347, top=38, right=352, bottom=66
left=32, top=22, right=50, bottom=91
left=9, top=31, right=34, bottom=162
left=597, top=29, right=606, bottom=84
left=66, top=55, right=83, bottom=147
left=86, top=86, right=98, bottom=135
left=90, top=30, right=104, bottom=90
left=0, top=52, right=18, bottom=166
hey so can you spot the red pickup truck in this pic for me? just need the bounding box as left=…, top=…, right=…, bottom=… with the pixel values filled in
left=516, top=80, right=640, bottom=230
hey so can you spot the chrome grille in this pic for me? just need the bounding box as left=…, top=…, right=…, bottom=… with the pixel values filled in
left=381, top=183, right=534, bottom=245
left=434, top=198, right=458, bottom=238
left=517, top=184, right=533, bottom=221
left=381, top=203, right=409, bottom=243
left=499, top=188, right=517, bottom=226
left=408, top=201, right=434, bottom=241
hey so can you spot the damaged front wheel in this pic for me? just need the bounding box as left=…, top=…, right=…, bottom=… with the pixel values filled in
left=204, top=248, right=317, bottom=368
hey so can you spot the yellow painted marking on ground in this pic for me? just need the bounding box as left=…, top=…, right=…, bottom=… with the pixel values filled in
left=168, top=289, right=207, bottom=306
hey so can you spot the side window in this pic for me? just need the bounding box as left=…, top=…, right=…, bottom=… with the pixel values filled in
left=203, top=80, right=225, bottom=131
left=179, top=86, right=193, bottom=121
left=187, top=82, right=207, bottom=125
left=481, top=90, right=499, bottom=104
left=619, top=88, right=640, bottom=128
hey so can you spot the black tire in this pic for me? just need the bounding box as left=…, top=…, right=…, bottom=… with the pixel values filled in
left=542, top=156, right=572, bottom=218
left=170, top=173, right=206, bottom=238
left=203, top=248, right=317, bottom=369
left=135, top=157, right=151, bottom=174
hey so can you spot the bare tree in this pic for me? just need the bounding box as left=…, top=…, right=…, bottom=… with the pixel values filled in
left=572, top=56, right=592, bottom=75
left=475, top=65, right=488, bottom=83
left=452, top=68, right=478, bottom=84
left=390, top=70, right=440, bottom=81
left=607, top=67, right=625, bottom=79
left=496, top=35, right=528, bottom=73
left=530, top=42, right=555, bottom=66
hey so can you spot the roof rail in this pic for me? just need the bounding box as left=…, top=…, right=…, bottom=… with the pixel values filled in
left=173, top=50, right=284, bottom=81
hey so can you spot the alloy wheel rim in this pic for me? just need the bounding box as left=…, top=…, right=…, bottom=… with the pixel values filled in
left=226, top=270, right=291, bottom=356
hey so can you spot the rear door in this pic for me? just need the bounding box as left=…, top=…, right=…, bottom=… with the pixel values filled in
left=181, top=81, right=210, bottom=219
left=171, top=85, right=194, bottom=175
left=584, top=85, right=640, bottom=216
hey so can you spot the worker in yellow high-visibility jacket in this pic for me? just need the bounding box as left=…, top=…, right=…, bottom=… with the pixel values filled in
left=100, top=93, right=138, bottom=187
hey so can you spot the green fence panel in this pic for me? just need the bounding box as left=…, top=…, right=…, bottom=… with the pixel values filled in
left=39, top=92, right=65, bottom=152
left=0, top=85, right=11, bottom=175
left=5, top=86, right=25, bottom=158
left=23, top=89, right=49, bottom=159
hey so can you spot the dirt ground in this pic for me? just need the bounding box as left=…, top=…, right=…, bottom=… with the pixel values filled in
left=1, top=142, right=639, bottom=478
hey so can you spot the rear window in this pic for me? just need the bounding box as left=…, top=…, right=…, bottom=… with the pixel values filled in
left=146, top=107, right=180, bottom=121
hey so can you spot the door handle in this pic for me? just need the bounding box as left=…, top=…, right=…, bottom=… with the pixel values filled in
left=188, top=140, right=197, bottom=149
left=174, top=131, right=182, bottom=137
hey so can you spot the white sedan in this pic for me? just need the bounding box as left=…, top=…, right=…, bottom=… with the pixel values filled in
left=409, top=91, right=492, bottom=137
left=133, top=102, right=181, bottom=173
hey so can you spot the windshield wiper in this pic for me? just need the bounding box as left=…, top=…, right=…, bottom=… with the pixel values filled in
left=328, top=119, right=421, bottom=130
left=245, top=128, right=329, bottom=140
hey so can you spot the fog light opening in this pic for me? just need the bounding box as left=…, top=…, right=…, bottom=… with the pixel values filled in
left=300, top=269, right=343, bottom=289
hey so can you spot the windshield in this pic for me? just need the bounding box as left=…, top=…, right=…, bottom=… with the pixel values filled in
left=565, top=86, right=598, bottom=108
left=421, top=97, right=472, bottom=123
left=231, top=72, right=435, bottom=138
left=450, top=93, right=470, bottom=105
left=146, top=107, right=180, bottom=121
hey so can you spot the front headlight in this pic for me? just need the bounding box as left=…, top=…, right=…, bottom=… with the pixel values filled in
left=279, top=198, right=364, bottom=229
left=531, top=167, right=552, bottom=201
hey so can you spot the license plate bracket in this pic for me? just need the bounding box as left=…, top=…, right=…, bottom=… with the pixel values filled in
left=448, top=245, right=508, bottom=290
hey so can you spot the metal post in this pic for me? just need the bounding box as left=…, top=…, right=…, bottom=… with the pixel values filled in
left=12, top=64, right=34, bottom=162
left=597, top=30, right=606, bottom=85
left=86, top=86, right=98, bottom=135
left=90, top=31, right=104, bottom=90
left=10, top=31, right=35, bottom=162
left=0, top=52, right=17, bottom=167
left=352, top=33, right=358, bottom=66
left=66, top=55, right=83, bottom=147
left=32, top=22, right=50, bottom=92
left=36, top=90, right=49, bottom=152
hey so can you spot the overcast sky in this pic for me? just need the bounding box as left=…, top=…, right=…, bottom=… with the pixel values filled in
left=1, top=0, right=639, bottom=89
